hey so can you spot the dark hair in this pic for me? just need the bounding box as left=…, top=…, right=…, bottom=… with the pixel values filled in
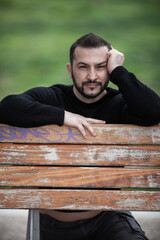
left=70, top=33, right=112, bottom=65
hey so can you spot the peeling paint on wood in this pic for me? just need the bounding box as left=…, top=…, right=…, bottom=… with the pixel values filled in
left=0, top=189, right=159, bottom=211
left=0, top=144, right=160, bottom=166
left=39, top=146, right=59, bottom=161
left=152, top=127, right=160, bottom=143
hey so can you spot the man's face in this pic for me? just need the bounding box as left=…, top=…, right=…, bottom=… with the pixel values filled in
left=67, top=46, right=110, bottom=102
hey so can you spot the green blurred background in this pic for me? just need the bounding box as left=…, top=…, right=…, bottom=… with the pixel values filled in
left=0, top=0, right=160, bottom=99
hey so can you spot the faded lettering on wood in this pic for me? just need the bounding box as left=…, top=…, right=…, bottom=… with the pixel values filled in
left=0, top=124, right=160, bottom=144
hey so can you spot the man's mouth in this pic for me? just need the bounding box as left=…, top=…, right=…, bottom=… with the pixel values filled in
left=85, top=83, right=99, bottom=88
left=83, top=81, right=102, bottom=88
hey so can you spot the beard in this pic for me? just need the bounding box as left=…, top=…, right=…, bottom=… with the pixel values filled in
left=71, top=71, right=109, bottom=99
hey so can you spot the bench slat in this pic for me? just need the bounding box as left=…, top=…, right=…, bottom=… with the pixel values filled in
left=0, top=144, right=160, bottom=166
left=0, top=124, right=160, bottom=144
left=0, top=166, right=159, bottom=188
left=0, top=189, right=159, bottom=211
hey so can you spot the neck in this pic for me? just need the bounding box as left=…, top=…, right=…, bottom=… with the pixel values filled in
left=73, top=86, right=107, bottom=104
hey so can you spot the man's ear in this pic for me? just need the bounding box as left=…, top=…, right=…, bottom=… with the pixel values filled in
left=67, top=63, right=72, bottom=79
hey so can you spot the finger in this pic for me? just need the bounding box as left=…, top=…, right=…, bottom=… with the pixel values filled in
left=82, top=121, right=97, bottom=137
left=86, top=118, right=106, bottom=124
left=77, top=124, right=87, bottom=139
left=108, top=45, right=113, bottom=51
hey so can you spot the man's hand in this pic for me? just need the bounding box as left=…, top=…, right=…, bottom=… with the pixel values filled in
left=64, top=111, right=105, bottom=138
left=107, top=48, right=125, bottom=74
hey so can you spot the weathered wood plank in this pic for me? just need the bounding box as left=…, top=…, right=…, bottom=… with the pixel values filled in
left=0, top=124, right=160, bottom=144
left=0, top=166, right=159, bottom=188
left=0, top=144, right=160, bottom=166
left=0, top=189, right=159, bottom=211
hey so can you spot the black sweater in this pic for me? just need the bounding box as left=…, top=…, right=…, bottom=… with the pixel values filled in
left=0, top=66, right=160, bottom=127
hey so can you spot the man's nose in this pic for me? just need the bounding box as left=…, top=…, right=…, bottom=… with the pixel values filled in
left=88, top=69, right=97, bottom=81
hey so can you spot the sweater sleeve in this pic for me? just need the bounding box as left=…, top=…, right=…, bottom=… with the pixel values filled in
left=0, top=86, right=64, bottom=127
left=110, top=66, right=160, bottom=125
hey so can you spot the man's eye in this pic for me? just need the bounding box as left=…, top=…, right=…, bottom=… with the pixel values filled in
left=97, top=65, right=106, bottom=69
left=79, top=66, right=87, bottom=69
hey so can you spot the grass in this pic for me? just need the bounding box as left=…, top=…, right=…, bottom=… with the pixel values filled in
left=0, top=0, right=160, bottom=99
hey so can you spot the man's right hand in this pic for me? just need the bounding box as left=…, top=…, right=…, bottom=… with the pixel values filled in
left=64, top=111, right=105, bottom=138
left=107, top=48, right=125, bottom=74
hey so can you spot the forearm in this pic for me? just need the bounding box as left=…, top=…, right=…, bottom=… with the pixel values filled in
left=110, top=66, right=160, bottom=123
left=0, top=94, right=64, bottom=127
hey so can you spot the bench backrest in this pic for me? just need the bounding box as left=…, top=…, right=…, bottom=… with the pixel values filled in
left=0, top=124, right=160, bottom=211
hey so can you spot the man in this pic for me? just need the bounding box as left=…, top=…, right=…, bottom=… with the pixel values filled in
left=0, top=33, right=160, bottom=239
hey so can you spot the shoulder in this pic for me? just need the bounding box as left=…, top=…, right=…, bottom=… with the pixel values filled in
left=24, top=84, right=73, bottom=98
left=50, top=84, right=73, bottom=93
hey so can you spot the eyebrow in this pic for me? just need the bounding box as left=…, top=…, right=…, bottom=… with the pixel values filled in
left=77, top=62, right=88, bottom=66
left=77, top=61, right=107, bottom=66
left=96, top=61, right=107, bottom=66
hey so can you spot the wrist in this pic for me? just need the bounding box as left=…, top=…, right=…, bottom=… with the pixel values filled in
left=108, top=65, right=121, bottom=74
left=110, top=66, right=128, bottom=84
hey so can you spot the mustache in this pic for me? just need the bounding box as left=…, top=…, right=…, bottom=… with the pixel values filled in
left=82, top=80, right=102, bottom=87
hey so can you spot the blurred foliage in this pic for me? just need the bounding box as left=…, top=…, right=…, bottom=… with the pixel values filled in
left=0, top=0, right=160, bottom=99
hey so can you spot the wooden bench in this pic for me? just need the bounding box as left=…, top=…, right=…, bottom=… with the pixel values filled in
left=0, top=123, right=160, bottom=239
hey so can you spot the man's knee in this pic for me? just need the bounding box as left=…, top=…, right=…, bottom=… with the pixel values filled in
left=116, top=211, right=148, bottom=240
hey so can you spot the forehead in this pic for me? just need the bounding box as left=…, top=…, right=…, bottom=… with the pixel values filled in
left=73, top=46, right=109, bottom=64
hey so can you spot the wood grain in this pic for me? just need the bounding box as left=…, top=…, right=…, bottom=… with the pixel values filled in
left=0, top=189, right=159, bottom=211
left=0, top=166, right=159, bottom=188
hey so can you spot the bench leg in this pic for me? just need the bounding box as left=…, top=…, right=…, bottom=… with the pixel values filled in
left=26, top=210, right=40, bottom=240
